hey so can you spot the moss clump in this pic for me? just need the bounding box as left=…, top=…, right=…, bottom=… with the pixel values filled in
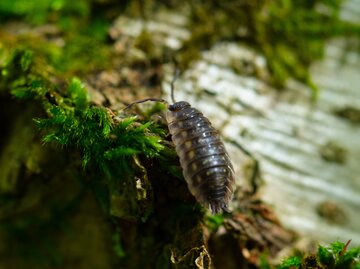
left=277, top=256, right=302, bottom=269
left=53, top=36, right=111, bottom=75
left=319, top=141, right=347, bottom=164
left=0, top=0, right=90, bottom=25
left=175, top=0, right=360, bottom=97
left=1, top=42, right=205, bottom=268
left=335, top=106, right=360, bottom=124
left=254, top=0, right=359, bottom=97
left=2, top=0, right=360, bottom=97
left=205, top=214, right=224, bottom=232
left=2, top=45, right=169, bottom=216
left=1, top=1, right=360, bottom=268
left=278, top=241, right=360, bottom=269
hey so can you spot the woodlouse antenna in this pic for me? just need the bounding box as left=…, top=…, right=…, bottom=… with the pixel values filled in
left=123, top=97, right=168, bottom=111
left=170, top=69, right=180, bottom=104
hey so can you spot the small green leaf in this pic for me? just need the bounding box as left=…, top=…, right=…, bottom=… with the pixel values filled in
left=104, top=147, right=139, bottom=159
left=331, top=241, right=346, bottom=257
left=318, top=245, right=334, bottom=266
left=68, top=77, right=89, bottom=109
left=112, top=230, right=125, bottom=258
left=20, top=49, right=34, bottom=72
left=277, top=256, right=302, bottom=269
left=205, top=214, right=224, bottom=231
left=11, top=86, right=36, bottom=99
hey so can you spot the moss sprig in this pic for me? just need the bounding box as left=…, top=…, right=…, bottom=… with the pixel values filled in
left=278, top=240, right=360, bottom=269
left=1, top=45, right=167, bottom=219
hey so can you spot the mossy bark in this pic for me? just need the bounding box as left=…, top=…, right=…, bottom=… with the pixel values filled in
left=1, top=0, right=358, bottom=268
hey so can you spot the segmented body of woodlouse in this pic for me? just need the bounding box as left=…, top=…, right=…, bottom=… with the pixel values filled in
left=125, top=74, right=235, bottom=214
left=166, top=101, right=234, bottom=214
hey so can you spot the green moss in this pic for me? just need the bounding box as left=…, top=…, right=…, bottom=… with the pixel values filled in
left=335, top=106, right=360, bottom=124
left=277, top=256, right=302, bottom=269
left=0, top=0, right=113, bottom=76
left=0, top=28, right=203, bottom=266
left=0, top=43, right=168, bottom=222
left=0, top=0, right=90, bottom=25
left=319, top=141, right=347, bottom=164
left=31, top=79, right=166, bottom=214
left=205, top=214, right=224, bottom=232
left=2, top=0, right=359, bottom=98
left=54, top=35, right=112, bottom=74
left=1, top=1, right=360, bottom=267
left=278, top=241, right=360, bottom=269
left=175, top=0, right=360, bottom=97
left=112, top=228, right=126, bottom=257
left=318, top=245, right=335, bottom=267
left=134, top=30, right=157, bottom=57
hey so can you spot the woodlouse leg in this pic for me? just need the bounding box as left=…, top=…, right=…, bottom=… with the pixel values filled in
left=221, top=204, right=231, bottom=214
left=106, top=107, right=117, bottom=117
left=210, top=202, right=224, bottom=215
left=123, top=97, right=168, bottom=111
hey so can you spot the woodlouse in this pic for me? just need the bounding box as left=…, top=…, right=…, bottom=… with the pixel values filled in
left=125, top=74, right=235, bottom=214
